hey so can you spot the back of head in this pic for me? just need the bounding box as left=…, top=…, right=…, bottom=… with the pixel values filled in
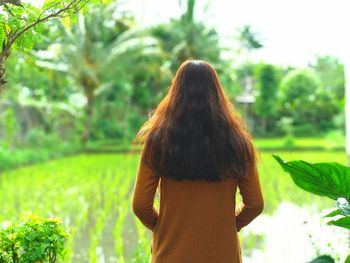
left=135, top=59, right=256, bottom=181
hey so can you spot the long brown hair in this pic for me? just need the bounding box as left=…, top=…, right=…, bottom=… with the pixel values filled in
left=135, top=59, right=257, bottom=181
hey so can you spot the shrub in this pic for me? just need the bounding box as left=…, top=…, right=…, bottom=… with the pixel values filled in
left=25, top=128, right=58, bottom=148
left=0, top=215, right=69, bottom=263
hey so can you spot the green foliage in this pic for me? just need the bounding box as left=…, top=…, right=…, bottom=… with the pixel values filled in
left=0, top=17, right=6, bottom=48
left=274, top=155, right=350, bottom=262
left=279, top=69, right=339, bottom=133
left=273, top=156, right=350, bottom=200
left=309, top=255, right=335, bottom=263
left=151, top=0, right=221, bottom=71
left=25, top=128, right=57, bottom=148
left=327, top=216, right=350, bottom=229
left=0, top=3, right=43, bottom=52
left=0, top=215, right=69, bottom=263
left=253, top=63, right=281, bottom=134
left=254, top=63, right=280, bottom=118
left=0, top=140, right=80, bottom=171
left=2, top=0, right=342, bottom=142
left=310, top=55, right=345, bottom=101
left=273, top=155, right=350, bottom=231
left=34, top=2, right=161, bottom=143
left=4, top=51, right=72, bottom=101
left=280, top=69, right=320, bottom=108
left=254, top=136, right=345, bottom=151
left=0, top=0, right=89, bottom=87
left=237, top=25, right=263, bottom=51
left=1, top=107, right=18, bottom=148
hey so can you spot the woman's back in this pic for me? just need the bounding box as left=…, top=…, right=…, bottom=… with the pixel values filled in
left=133, top=153, right=263, bottom=263
left=152, top=177, right=239, bottom=262
left=132, top=59, right=264, bottom=263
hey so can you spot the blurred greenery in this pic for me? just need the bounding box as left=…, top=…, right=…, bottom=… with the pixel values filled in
left=0, top=0, right=344, bottom=149
left=0, top=0, right=348, bottom=261
left=253, top=63, right=281, bottom=134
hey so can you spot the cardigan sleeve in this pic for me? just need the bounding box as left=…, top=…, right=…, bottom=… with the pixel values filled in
left=132, top=151, right=160, bottom=230
left=235, top=165, right=264, bottom=232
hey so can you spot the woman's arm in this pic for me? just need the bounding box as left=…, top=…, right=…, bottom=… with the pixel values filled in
left=132, top=151, right=160, bottom=230
left=235, top=165, right=264, bottom=232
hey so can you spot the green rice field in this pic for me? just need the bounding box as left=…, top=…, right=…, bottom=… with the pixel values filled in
left=0, top=151, right=347, bottom=262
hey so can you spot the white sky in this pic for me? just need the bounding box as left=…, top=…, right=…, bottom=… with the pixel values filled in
left=126, top=0, right=350, bottom=67
left=27, top=0, right=350, bottom=67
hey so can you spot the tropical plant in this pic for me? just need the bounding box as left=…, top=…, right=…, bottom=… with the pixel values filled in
left=151, top=0, right=221, bottom=71
left=273, top=155, right=350, bottom=263
left=0, top=0, right=89, bottom=92
left=35, top=2, right=160, bottom=143
left=235, top=25, right=263, bottom=75
left=237, top=25, right=263, bottom=52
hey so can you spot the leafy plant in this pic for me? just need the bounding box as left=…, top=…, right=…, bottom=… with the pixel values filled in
left=0, top=0, right=89, bottom=92
left=278, top=69, right=338, bottom=134
left=309, top=255, right=335, bottom=263
left=273, top=155, right=350, bottom=262
left=0, top=215, right=69, bottom=263
left=35, top=2, right=160, bottom=144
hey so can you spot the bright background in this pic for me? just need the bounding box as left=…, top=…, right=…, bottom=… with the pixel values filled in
left=1, top=0, right=349, bottom=262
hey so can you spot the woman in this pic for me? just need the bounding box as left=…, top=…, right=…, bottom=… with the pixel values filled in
left=132, top=59, right=264, bottom=263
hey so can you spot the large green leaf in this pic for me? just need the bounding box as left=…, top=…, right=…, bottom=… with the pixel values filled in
left=323, top=209, right=342, bottom=218
left=273, top=155, right=350, bottom=200
left=309, top=255, right=335, bottom=263
left=327, top=216, right=350, bottom=229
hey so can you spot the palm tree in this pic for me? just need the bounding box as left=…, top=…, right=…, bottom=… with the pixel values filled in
left=236, top=25, right=263, bottom=72
left=35, top=3, right=160, bottom=144
left=234, top=25, right=263, bottom=132
left=151, top=0, right=221, bottom=71
left=237, top=25, right=263, bottom=52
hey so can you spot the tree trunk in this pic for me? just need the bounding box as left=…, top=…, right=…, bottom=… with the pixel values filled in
left=261, top=117, right=268, bottom=134
left=0, top=47, right=11, bottom=93
left=81, top=92, right=94, bottom=145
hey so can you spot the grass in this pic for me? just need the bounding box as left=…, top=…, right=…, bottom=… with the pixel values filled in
left=0, top=150, right=347, bottom=262
left=0, top=142, right=81, bottom=171
left=85, top=135, right=346, bottom=153
left=254, top=135, right=345, bottom=151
